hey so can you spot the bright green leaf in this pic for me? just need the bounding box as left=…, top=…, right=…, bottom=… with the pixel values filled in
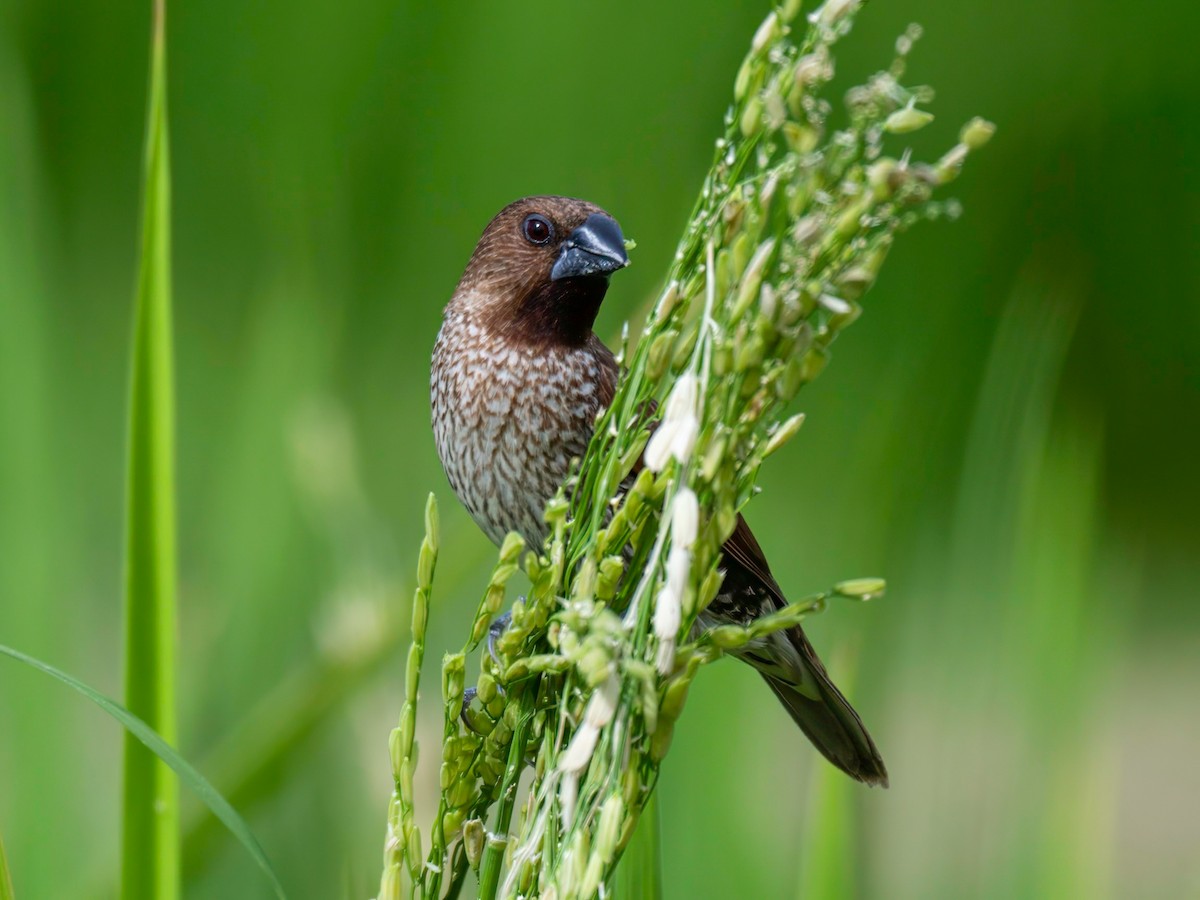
left=0, top=644, right=287, bottom=900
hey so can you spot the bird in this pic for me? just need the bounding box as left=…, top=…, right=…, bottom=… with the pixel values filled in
left=431, top=196, right=887, bottom=786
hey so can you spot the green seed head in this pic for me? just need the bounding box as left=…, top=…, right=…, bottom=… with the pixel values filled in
left=709, top=624, right=750, bottom=649
left=423, top=493, right=440, bottom=554
left=398, top=758, right=417, bottom=806
left=388, top=726, right=404, bottom=780
left=442, top=652, right=466, bottom=707
left=463, top=818, right=485, bottom=869
left=835, top=577, right=887, bottom=600
left=960, top=116, right=996, bottom=150
left=884, top=102, right=934, bottom=134
left=417, top=538, right=436, bottom=593
left=378, top=864, right=402, bottom=900
left=442, top=808, right=464, bottom=842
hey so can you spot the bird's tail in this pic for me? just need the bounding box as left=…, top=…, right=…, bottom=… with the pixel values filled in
left=745, top=625, right=888, bottom=787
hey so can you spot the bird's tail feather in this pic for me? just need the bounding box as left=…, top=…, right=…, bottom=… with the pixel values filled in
left=748, top=625, right=888, bottom=787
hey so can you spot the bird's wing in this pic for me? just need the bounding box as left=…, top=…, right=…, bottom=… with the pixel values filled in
left=617, top=390, right=888, bottom=785
left=719, top=512, right=788, bottom=609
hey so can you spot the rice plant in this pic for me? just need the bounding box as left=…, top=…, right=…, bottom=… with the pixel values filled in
left=375, top=2, right=991, bottom=897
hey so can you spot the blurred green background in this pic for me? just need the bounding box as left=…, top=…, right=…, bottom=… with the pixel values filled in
left=2, top=0, right=1198, bottom=897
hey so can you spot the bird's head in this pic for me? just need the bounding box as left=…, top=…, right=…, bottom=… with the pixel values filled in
left=451, top=196, right=629, bottom=347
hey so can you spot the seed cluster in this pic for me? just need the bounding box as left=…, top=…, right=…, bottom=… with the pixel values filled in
left=376, top=2, right=990, bottom=897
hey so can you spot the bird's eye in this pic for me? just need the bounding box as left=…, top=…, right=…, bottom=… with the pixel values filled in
left=522, top=214, right=553, bottom=245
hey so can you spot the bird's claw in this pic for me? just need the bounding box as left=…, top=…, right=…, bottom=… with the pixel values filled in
left=486, top=610, right=512, bottom=665
left=459, top=687, right=478, bottom=719
left=458, top=610, right=514, bottom=735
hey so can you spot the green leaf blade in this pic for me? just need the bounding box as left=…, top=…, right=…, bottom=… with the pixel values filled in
left=0, top=645, right=287, bottom=900
left=122, top=4, right=179, bottom=898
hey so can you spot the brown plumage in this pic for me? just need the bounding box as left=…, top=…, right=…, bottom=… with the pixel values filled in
left=431, top=196, right=887, bottom=786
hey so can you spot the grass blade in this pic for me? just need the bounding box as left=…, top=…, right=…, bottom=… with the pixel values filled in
left=122, top=2, right=178, bottom=897
left=613, top=792, right=662, bottom=900
left=796, top=648, right=860, bottom=898
left=0, top=644, right=287, bottom=899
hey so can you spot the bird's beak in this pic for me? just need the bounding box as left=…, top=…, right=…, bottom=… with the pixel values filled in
left=550, top=213, right=629, bottom=281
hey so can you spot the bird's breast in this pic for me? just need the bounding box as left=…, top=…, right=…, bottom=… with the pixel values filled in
left=431, top=313, right=612, bottom=547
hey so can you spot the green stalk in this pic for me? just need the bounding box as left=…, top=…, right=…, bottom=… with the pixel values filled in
left=795, top=648, right=858, bottom=898
left=477, top=687, right=534, bottom=900
left=442, top=849, right=470, bottom=900
left=121, top=2, right=179, bottom=898
left=613, top=793, right=661, bottom=900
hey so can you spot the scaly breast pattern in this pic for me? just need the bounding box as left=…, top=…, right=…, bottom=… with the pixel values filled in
left=431, top=310, right=609, bottom=548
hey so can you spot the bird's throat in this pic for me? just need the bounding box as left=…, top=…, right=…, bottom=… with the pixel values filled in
left=512, top=276, right=609, bottom=348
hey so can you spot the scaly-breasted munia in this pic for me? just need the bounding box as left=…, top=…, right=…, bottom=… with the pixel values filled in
left=431, top=196, right=887, bottom=786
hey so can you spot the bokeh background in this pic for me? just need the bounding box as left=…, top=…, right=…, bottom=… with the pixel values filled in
left=2, top=0, right=1198, bottom=897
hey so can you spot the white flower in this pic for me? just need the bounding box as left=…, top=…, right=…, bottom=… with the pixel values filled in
left=644, top=374, right=700, bottom=472
left=759, top=283, right=778, bottom=322
left=670, top=488, right=699, bottom=548
left=794, top=48, right=831, bottom=88
left=665, top=544, right=691, bottom=600
left=793, top=215, right=822, bottom=245
left=818, top=293, right=852, bottom=315
left=752, top=12, right=780, bottom=54
left=559, top=675, right=619, bottom=775
left=559, top=722, right=599, bottom=775
left=654, top=545, right=691, bottom=674
left=809, top=0, right=858, bottom=27
left=559, top=772, right=578, bottom=831
left=585, top=674, right=619, bottom=729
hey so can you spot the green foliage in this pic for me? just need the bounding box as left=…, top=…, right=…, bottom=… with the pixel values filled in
left=2, top=0, right=1199, bottom=897
left=0, top=644, right=286, bottom=899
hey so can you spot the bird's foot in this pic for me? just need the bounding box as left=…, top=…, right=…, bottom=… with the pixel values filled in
left=458, top=611, right=514, bottom=734
left=486, top=610, right=512, bottom=665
